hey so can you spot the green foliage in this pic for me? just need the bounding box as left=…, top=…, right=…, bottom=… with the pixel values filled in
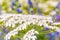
left=15, top=23, right=20, bottom=27
left=33, top=7, right=37, bottom=14
left=14, top=2, right=18, bottom=8
left=48, top=5, right=55, bottom=10
left=10, top=24, right=42, bottom=40
left=37, top=33, right=49, bottom=40
left=10, top=36, right=16, bottom=40
left=43, top=11, right=50, bottom=16
left=7, top=26, right=13, bottom=32
left=23, top=6, right=28, bottom=11
left=2, top=1, right=9, bottom=11
left=10, top=24, right=54, bottom=40
left=7, top=23, right=20, bottom=32
left=40, top=0, right=48, bottom=3
left=56, top=24, right=60, bottom=28
left=0, top=21, right=5, bottom=26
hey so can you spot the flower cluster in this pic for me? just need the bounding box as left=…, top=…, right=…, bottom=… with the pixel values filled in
left=11, top=0, right=22, bottom=13
left=0, top=14, right=60, bottom=40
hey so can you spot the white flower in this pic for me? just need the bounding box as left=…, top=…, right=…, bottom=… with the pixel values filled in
left=50, top=11, right=56, bottom=16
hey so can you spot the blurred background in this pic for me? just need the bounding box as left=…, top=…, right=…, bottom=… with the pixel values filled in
left=0, top=0, right=59, bottom=15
